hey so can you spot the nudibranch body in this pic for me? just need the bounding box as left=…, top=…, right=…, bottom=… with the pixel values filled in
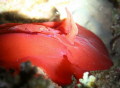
left=0, top=8, right=113, bottom=85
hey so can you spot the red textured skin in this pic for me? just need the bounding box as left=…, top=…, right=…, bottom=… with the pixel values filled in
left=0, top=8, right=113, bottom=85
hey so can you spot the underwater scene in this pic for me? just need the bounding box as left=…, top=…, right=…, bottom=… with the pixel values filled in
left=0, top=0, right=120, bottom=88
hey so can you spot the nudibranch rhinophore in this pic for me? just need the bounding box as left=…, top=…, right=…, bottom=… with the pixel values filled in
left=0, top=8, right=113, bottom=85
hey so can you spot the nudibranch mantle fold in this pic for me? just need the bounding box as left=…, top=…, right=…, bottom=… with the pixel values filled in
left=0, top=8, right=113, bottom=85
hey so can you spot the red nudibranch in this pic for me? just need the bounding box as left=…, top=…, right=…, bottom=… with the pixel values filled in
left=0, top=8, right=113, bottom=85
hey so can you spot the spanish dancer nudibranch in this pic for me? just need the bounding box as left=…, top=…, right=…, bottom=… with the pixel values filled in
left=0, top=8, right=113, bottom=86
